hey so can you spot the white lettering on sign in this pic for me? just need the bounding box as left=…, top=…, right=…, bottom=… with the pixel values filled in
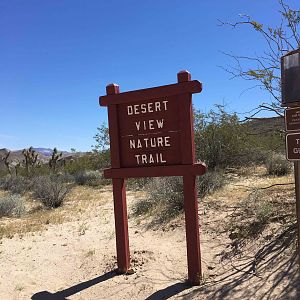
left=135, top=119, right=164, bottom=131
left=126, top=99, right=173, bottom=166
left=127, top=100, right=168, bottom=115
left=129, top=136, right=171, bottom=149
left=297, top=139, right=300, bottom=144
left=294, top=148, right=300, bottom=154
left=135, top=153, right=167, bottom=165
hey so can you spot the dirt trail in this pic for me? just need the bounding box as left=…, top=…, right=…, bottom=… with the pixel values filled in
left=0, top=173, right=299, bottom=299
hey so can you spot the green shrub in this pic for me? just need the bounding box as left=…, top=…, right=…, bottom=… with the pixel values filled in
left=194, top=106, right=284, bottom=168
left=33, top=176, right=70, bottom=208
left=197, top=170, right=225, bottom=197
left=0, top=194, right=25, bottom=218
left=0, top=176, right=31, bottom=195
left=265, top=153, right=291, bottom=176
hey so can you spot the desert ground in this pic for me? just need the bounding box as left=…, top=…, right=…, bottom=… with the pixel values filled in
left=0, top=167, right=299, bottom=300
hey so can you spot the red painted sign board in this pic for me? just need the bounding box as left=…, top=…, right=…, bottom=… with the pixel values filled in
left=100, top=72, right=204, bottom=176
left=286, top=132, right=300, bottom=161
left=285, top=107, right=300, bottom=132
left=99, top=71, right=206, bottom=286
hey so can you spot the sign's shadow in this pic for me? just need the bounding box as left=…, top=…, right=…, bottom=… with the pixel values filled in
left=31, top=271, right=116, bottom=300
left=31, top=270, right=190, bottom=300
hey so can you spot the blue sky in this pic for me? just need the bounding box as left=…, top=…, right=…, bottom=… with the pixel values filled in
left=0, top=0, right=298, bottom=151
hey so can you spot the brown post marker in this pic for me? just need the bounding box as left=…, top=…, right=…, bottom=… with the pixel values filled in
left=294, top=161, right=300, bottom=269
left=178, top=70, right=202, bottom=285
left=112, top=177, right=130, bottom=273
left=106, top=83, right=130, bottom=274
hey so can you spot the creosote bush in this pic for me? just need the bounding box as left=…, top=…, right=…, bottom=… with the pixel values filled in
left=33, top=176, right=70, bottom=208
left=0, top=194, right=25, bottom=218
left=265, top=153, right=291, bottom=176
left=0, top=176, right=31, bottom=195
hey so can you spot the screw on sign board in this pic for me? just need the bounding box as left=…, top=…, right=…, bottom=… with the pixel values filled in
left=99, top=71, right=207, bottom=285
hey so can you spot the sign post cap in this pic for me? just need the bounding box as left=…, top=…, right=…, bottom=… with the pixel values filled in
left=106, top=83, right=120, bottom=95
left=177, top=70, right=191, bottom=82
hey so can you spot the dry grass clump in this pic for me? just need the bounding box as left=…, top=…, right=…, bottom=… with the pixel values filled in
left=226, top=181, right=295, bottom=243
left=0, top=176, right=31, bottom=195
left=265, top=153, right=292, bottom=176
left=197, top=170, right=225, bottom=197
left=132, top=177, right=183, bottom=223
left=0, top=194, right=25, bottom=218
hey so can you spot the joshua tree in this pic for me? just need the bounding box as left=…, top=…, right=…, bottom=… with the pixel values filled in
left=1, top=151, right=12, bottom=175
left=22, top=147, right=38, bottom=177
left=49, top=147, right=63, bottom=173
left=14, top=161, right=21, bottom=177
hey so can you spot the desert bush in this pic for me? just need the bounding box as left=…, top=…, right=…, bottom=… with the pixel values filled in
left=0, top=194, right=25, bottom=218
left=33, top=176, right=70, bottom=208
left=265, top=153, right=291, bottom=176
left=57, top=172, right=75, bottom=183
left=132, top=173, right=226, bottom=223
left=0, top=175, right=31, bottom=195
left=197, top=170, right=225, bottom=197
left=194, top=106, right=284, bottom=168
left=73, top=170, right=108, bottom=186
left=64, top=152, right=109, bottom=175
left=132, top=177, right=184, bottom=223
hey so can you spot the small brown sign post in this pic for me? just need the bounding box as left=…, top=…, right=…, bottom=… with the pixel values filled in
left=282, top=49, right=300, bottom=270
left=99, top=71, right=207, bottom=285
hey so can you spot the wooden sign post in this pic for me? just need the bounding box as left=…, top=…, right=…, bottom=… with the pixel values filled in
left=99, top=71, right=206, bottom=285
left=282, top=49, right=300, bottom=270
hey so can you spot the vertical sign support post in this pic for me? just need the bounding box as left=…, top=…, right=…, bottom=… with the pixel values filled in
left=282, top=48, right=300, bottom=271
left=178, top=71, right=202, bottom=285
left=183, top=174, right=201, bottom=284
left=294, top=161, right=300, bottom=269
left=106, top=84, right=130, bottom=274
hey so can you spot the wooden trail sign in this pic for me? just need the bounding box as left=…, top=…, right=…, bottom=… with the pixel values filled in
left=99, top=70, right=207, bottom=285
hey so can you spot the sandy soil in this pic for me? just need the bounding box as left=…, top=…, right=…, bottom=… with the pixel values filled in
left=0, top=171, right=299, bottom=300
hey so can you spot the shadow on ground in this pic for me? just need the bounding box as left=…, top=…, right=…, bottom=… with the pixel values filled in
left=31, top=271, right=116, bottom=300
left=181, top=223, right=300, bottom=300
left=31, top=224, right=300, bottom=300
left=31, top=270, right=190, bottom=300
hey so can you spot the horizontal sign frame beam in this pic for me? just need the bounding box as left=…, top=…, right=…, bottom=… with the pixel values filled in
left=103, top=163, right=207, bottom=179
left=99, top=80, right=202, bottom=106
